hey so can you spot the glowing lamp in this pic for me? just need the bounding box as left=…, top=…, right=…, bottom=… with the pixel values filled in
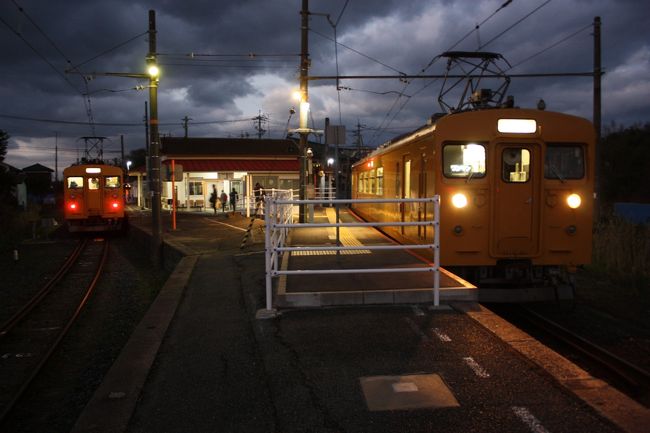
left=566, top=193, right=581, bottom=209
left=85, top=167, right=101, bottom=174
left=451, top=193, right=468, bottom=208
left=497, top=119, right=537, bottom=134
left=148, top=64, right=160, bottom=78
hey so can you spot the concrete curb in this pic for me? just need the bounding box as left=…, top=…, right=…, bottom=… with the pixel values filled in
left=454, top=302, right=650, bottom=433
left=70, top=255, right=198, bottom=433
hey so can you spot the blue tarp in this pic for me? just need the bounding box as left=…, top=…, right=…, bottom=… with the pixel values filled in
left=614, top=202, right=650, bottom=224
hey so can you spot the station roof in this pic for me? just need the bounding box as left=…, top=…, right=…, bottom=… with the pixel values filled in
left=162, top=158, right=298, bottom=172
left=161, top=137, right=299, bottom=158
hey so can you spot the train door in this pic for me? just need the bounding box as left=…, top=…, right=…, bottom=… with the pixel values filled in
left=418, top=154, right=427, bottom=239
left=86, top=176, right=102, bottom=215
left=492, top=143, right=541, bottom=257
left=402, top=156, right=411, bottom=235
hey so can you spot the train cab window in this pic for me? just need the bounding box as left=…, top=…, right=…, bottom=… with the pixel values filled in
left=545, top=145, right=584, bottom=180
left=88, top=177, right=100, bottom=190
left=502, top=148, right=530, bottom=183
left=443, top=143, right=486, bottom=178
left=67, top=176, right=83, bottom=189
left=105, top=176, right=120, bottom=188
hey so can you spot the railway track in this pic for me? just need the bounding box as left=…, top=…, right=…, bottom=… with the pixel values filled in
left=0, top=237, right=110, bottom=423
left=505, top=304, right=650, bottom=403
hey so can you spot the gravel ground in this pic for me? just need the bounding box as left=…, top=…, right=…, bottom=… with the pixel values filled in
left=0, top=229, right=168, bottom=433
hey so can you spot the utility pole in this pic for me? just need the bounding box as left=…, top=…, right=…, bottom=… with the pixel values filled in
left=148, top=9, right=162, bottom=267
left=182, top=115, right=192, bottom=138
left=253, top=110, right=268, bottom=139
left=120, top=135, right=125, bottom=167
left=593, top=16, right=602, bottom=220
left=298, top=0, right=310, bottom=222
left=54, top=132, right=58, bottom=183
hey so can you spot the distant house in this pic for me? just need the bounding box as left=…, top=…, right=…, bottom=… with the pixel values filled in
left=0, top=161, right=26, bottom=207
left=22, top=163, right=54, bottom=204
left=158, top=137, right=301, bottom=209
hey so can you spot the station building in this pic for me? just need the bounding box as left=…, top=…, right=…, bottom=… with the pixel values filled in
left=155, top=137, right=301, bottom=210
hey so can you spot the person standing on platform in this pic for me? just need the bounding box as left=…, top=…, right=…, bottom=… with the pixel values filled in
left=229, top=188, right=239, bottom=213
left=209, top=184, right=217, bottom=214
left=220, top=190, right=228, bottom=213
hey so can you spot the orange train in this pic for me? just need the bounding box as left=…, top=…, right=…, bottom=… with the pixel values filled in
left=63, top=163, right=127, bottom=232
left=351, top=108, right=595, bottom=285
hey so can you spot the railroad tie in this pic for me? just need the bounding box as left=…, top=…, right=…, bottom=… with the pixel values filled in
left=240, top=201, right=263, bottom=249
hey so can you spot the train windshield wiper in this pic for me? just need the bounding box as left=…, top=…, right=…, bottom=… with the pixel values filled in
left=549, top=164, right=566, bottom=183
left=465, top=166, right=474, bottom=183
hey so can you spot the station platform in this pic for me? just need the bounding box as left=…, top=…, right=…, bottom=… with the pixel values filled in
left=275, top=206, right=476, bottom=308
left=69, top=206, right=648, bottom=433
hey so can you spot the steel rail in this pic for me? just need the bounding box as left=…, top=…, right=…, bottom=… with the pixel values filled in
left=520, top=306, right=650, bottom=395
left=0, top=238, right=88, bottom=338
left=0, top=239, right=110, bottom=423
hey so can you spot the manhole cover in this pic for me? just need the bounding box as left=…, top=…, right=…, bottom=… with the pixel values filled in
left=360, top=373, right=459, bottom=411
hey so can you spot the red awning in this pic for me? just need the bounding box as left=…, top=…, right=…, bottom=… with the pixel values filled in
left=162, top=159, right=298, bottom=172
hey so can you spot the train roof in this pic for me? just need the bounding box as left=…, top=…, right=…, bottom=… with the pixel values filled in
left=353, top=107, right=594, bottom=168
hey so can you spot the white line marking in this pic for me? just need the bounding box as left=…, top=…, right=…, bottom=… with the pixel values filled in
left=204, top=218, right=247, bottom=232
left=463, top=356, right=490, bottom=378
left=432, top=328, right=452, bottom=342
left=511, top=406, right=552, bottom=433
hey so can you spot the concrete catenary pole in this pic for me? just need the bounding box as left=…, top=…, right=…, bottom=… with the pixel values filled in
left=298, top=0, right=309, bottom=223
left=148, top=10, right=163, bottom=266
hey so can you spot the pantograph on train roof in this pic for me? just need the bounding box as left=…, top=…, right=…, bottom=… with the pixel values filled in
left=437, top=51, right=512, bottom=114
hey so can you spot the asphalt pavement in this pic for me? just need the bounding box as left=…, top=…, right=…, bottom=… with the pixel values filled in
left=70, top=208, right=648, bottom=433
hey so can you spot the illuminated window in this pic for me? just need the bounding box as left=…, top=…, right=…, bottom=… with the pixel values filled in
left=105, top=176, right=120, bottom=188
left=545, top=144, right=584, bottom=180
left=369, top=169, right=376, bottom=194
left=502, top=148, right=530, bottom=183
left=67, top=176, right=83, bottom=189
left=376, top=167, right=384, bottom=195
left=443, top=143, right=486, bottom=178
left=88, top=177, right=100, bottom=190
left=189, top=181, right=203, bottom=195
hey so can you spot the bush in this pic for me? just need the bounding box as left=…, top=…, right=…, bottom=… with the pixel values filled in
left=592, top=214, right=650, bottom=291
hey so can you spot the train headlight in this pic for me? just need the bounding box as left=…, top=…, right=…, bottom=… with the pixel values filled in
left=111, top=201, right=120, bottom=210
left=68, top=202, right=77, bottom=210
left=566, top=193, right=581, bottom=209
left=451, top=193, right=468, bottom=208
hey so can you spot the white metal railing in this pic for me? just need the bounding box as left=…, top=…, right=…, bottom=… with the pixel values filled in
left=263, top=196, right=441, bottom=313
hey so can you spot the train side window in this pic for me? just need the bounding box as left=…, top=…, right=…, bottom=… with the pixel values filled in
left=545, top=144, right=584, bottom=180
left=502, top=148, right=530, bottom=183
left=67, top=176, right=83, bottom=189
left=376, top=167, right=384, bottom=195
left=88, top=177, right=100, bottom=190
left=105, top=176, right=120, bottom=188
left=443, top=143, right=486, bottom=178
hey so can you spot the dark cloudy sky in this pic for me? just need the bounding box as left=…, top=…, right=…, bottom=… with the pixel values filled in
left=1, top=0, right=648, bottom=175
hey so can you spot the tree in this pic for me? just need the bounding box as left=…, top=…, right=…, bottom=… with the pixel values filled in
left=0, top=129, right=9, bottom=162
left=600, top=123, right=650, bottom=203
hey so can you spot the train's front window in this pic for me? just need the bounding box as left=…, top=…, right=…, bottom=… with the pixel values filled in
left=503, top=148, right=530, bottom=183
left=67, top=176, right=83, bottom=189
left=88, top=177, right=100, bottom=190
left=105, top=176, right=120, bottom=188
left=443, top=143, right=486, bottom=178
left=545, top=144, right=584, bottom=180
